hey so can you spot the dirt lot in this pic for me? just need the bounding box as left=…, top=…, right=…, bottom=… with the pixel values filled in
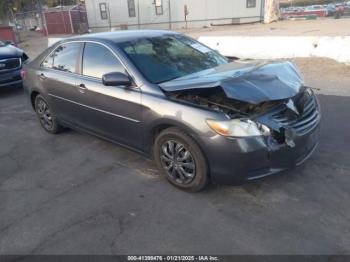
left=17, top=31, right=70, bottom=59
left=182, top=17, right=350, bottom=38
left=1, top=19, right=350, bottom=255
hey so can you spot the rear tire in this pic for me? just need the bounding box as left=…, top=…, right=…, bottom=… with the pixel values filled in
left=34, top=94, right=63, bottom=134
left=153, top=127, right=209, bottom=192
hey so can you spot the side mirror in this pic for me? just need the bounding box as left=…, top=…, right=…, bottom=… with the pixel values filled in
left=102, top=72, right=132, bottom=87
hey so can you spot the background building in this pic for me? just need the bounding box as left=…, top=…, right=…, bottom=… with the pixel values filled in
left=85, top=0, right=265, bottom=32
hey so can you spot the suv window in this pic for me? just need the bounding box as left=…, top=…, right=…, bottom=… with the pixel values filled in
left=82, top=43, right=125, bottom=79
left=43, top=43, right=81, bottom=73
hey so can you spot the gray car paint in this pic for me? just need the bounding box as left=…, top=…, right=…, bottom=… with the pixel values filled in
left=23, top=30, right=320, bottom=185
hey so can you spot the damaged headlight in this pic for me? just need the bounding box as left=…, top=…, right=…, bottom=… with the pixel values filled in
left=206, top=119, right=271, bottom=138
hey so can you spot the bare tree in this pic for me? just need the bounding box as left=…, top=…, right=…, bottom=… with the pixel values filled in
left=0, top=0, right=16, bottom=23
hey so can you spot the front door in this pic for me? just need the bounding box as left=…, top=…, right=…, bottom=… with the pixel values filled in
left=74, top=42, right=142, bottom=150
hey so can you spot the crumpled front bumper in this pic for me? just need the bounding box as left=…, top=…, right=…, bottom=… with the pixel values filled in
left=198, top=121, right=320, bottom=185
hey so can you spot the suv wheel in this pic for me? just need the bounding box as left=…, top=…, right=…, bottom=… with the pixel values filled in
left=154, top=127, right=209, bottom=192
left=34, top=95, right=63, bottom=134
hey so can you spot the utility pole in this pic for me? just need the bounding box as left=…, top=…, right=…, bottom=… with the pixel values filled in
left=260, top=0, right=264, bottom=22
left=184, top=5, right=189, bottom=30
left=59, top=0, right=67, bottom=34
left=168, top=0, right=172, bottom=30
left=107, top=2, right=112, bottom=31
left=10, top=6, right=21, bottom=42
left=137, top=0, right=141, bottom=29
left=37, top=0, right=46, bottom=35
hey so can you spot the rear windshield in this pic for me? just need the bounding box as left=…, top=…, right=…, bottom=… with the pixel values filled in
left=118, top=35, right=228, bottom=84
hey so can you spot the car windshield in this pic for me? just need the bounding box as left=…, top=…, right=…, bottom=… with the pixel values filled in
left=118, top=35, right=228, bottom=84
left=0, top=40, right=7, bottom=47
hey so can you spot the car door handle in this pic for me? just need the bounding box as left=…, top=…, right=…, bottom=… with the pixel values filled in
left=77, top=83, right=87, bottom=93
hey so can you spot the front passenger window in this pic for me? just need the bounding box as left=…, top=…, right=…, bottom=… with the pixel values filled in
left=82, top=43, right=126, bottom=79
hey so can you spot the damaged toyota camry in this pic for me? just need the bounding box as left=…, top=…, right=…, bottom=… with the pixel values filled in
left=23, top=30, right=321, bottom=192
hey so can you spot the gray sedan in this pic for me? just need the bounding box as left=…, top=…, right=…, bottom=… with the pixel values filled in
left=23, top=30, right=321, bottom=192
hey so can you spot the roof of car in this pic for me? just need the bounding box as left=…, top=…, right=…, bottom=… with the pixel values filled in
left=67, top=30, right=180, bottom=44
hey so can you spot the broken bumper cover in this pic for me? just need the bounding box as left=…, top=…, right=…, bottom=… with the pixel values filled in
left=198, top=122, right=320, bottom=185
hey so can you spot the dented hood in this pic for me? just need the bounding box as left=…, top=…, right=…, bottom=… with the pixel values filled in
left=159, top=61, right=304, bottom=104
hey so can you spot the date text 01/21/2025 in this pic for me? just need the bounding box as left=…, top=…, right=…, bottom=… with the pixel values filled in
left=127, top=255, right=220, bottom=261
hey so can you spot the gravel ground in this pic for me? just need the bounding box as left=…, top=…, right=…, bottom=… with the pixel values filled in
left=182, top=17, right=350, bottom=38
left=293, top=57, right=350, bottom=97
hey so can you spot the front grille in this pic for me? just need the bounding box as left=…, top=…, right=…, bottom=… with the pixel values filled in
left=0, top=58, right=21, bottom=71
left=271, top=91, right=320, bottom=135
left=0, top=71, right=21, bottom=84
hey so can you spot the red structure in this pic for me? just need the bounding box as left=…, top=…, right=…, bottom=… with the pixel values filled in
left=0, top=26, right=17, bottom=44
left=282, top=9, right=327, bottom=18
left=44, top=5, right=88, bottom=35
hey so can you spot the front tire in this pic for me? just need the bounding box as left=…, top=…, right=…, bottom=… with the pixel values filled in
left=154, top=127, right=209, bottom=192
left=34, top=94, right=63, bottom=134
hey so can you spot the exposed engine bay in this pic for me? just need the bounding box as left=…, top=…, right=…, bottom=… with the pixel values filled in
left=167, top=86, right=318, bottom=148
left=161, top=60, right=320, bottom=147
left=168, top=87, right=287, bottom=119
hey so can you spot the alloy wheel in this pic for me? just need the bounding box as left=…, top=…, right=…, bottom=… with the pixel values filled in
left=36, top=99, right=54, bottom=131
left=160, top=140, right=196, bottom=184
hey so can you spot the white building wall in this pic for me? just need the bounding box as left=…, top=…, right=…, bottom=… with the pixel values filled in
left=85, top=0, right=263, bottom=32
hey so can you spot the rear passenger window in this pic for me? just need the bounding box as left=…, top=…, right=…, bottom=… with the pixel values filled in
left=82, top=43, right=126, bottom=79
left=43, top=43, right=81, bottom=73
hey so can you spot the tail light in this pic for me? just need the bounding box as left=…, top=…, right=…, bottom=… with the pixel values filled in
left=20, top=69, right=26, bottom=80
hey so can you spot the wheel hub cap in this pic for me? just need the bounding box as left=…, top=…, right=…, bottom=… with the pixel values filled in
left=160, top=140, right=196, bottom=184
left=37, top=99, right=53, bottom=130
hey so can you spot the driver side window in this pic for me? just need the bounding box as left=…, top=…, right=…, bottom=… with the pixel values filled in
left=82, top=43, right=126, bottom=79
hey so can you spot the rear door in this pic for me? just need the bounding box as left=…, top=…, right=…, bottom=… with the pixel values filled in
left=74, top=42, right=142, bottom=150
left=39, top=42, right=85, bottom=125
